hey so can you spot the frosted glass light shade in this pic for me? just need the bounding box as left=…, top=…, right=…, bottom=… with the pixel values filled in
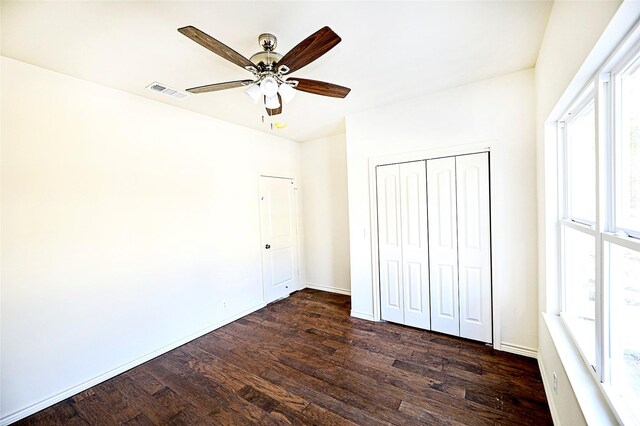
left=265, top=95, right=280, bottom=109
left=260, top=77, right=278, bottom=97
left=278, top=83, right=296, bottom=104
left=245, top=84, right=262, bottom=103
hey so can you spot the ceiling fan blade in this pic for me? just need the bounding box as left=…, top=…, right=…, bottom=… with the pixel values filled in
left=186, top=79, right=255, bottom=94
left=178, top=26, right=256, bottom=72
left=277, top=27, right=341, bottom=75
left=291, top=78, right=351, bottom=98
left=265, top=94, right=283, bottom=116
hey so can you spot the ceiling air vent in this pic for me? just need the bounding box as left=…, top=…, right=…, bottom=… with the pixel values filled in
left=146, top=82, right=188, bottom=99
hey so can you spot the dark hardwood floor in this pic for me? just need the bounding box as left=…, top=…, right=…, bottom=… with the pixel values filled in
left=17, top=289, right=552, bottom=425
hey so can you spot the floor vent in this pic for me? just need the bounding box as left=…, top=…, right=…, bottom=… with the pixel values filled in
left=146, top=82, right=188, bottom=99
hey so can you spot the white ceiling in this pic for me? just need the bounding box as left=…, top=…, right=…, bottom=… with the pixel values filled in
left=1, top=1, right=552, bottom=142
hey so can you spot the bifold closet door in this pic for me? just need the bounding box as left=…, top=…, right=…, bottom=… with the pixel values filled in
left=427, top=153, right=492, bottom=343
left=377, top=161, right=430, bottom=329
left=377, top=164, right=404, bottom=324
left=456, top=153, right=491, bottom=343
left=427, top=157, right=460, bottom=336
left=399, top=161, right=430, bottom=328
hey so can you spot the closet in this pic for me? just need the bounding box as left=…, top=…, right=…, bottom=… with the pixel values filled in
left=376, top=152, right=492, bottom=343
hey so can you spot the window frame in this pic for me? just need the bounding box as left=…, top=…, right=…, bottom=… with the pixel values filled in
left=612, top=44, right=640, bottom=240
left=558, top=87, right=599, bottom=375
left=560, top=86, right=597, bottom=227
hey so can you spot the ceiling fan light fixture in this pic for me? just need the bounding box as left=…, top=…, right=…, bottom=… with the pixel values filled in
left=278, top=83, right=296, bottom=104
left=179, top=26, right=350, bottom=121
left=245, top=84, right=262, bottom=103
left=260, top=77, right=278, bottom=97
left=265, top=95, right=280, bottom=109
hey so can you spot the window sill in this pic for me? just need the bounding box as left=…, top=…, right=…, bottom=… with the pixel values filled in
left=559, top=313, right=596, bottom=370
left=543, top=313, right=619, bottom=425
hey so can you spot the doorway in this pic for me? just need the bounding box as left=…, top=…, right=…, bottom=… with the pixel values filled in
left=259, top=175, right=299, bottom=304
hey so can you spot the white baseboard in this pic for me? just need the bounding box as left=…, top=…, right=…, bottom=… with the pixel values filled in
left=538, top=355, right=561, bottom=426
left=0, top=302, right=266, bottom=426
left=304, top=283, right=351, bottom=296
left=350, top=310, right=375, bottom=321
left=500, top=342, right=538, bottom=358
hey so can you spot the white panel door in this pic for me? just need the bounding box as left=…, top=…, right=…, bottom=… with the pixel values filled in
left=259, top=176, right=298, bottom=304
left=456, top=153, right=492, bottom=343
left=427, top=157, right=460, bottom=336
left=376, top=164, right=404, bottom=324
left=399, top=161, right=430, bottom=329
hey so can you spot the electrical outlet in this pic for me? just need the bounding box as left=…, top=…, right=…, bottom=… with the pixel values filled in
left=553, top=372, right=558, bottom=394
left=223, top=301, right=227, bottom=308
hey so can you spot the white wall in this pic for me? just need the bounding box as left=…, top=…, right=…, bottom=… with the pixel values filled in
left=345, top=69, right=538, bottom=353
left=301, top=134, right=351, bottom=294
left=534, top=1, right=622, bottom=424
left=0, top=57, right=302, bottom=423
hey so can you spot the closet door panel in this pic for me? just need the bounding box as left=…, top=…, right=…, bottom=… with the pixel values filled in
left=400, top=161, right=430, bottom=329
left=427, top=157, right=460, bottom=336
left=377, top=164, right=404, bottom=324
left=456, top=153, right=492, bottom=343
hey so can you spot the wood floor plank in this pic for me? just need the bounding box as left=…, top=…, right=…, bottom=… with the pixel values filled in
left=218, top=314, right=524, bottom=421
left=205, top=332, right=415, bottom=424
left=299, top=402, right=359, bottom=426
left=90, top=380, right=145, bottom=424
left=70, top=392, right=119, bottom=425
left=121, top=413, right=155, bottom=426
left=182, top=345, right=310, bottom=415
left=398, top=400, right=469, bottom=426
left=16, top=289, right=552, bottom=426
left=258, top=367, right=394, bottom=425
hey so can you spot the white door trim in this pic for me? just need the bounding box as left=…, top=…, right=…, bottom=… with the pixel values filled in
left=367, top=140, right=501, bottom=350
left=257, top=172, right=302, bottom=305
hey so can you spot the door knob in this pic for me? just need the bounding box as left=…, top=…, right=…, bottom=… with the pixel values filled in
left=265, top=244, right=271, bottom=249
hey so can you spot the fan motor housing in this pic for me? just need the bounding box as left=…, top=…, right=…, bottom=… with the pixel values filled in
left=250, top=51, right=283, bottom=70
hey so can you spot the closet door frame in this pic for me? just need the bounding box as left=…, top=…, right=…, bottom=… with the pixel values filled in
left=367, top=142, right=500, bottom=349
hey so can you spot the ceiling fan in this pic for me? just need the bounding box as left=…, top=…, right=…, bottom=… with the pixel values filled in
left=178, top=25, right=351, bottom=117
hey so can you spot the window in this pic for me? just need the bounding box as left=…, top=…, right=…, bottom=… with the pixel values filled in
left=566, top=99, right=596, bottom=224
left=559, top=44, right=640, bottom=423
left=616, top=54, right=640, bottom=237
left=563, top=226, right=596, bottom=366
left=606, top=242, right=640, bottom=407
left=560, top=91, right=598, bottom=368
